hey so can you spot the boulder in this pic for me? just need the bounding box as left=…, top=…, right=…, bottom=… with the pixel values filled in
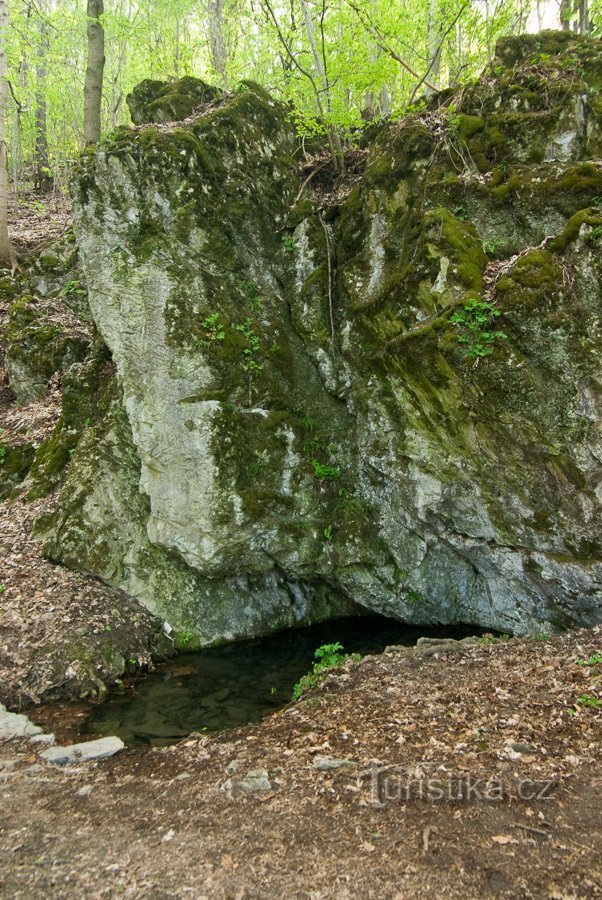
left=126, top=76, right=222, bottom=125
left=43, top=35, right=602, bottom=641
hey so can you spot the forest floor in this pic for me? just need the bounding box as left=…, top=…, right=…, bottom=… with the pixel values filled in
left=8, top=192, right=72, bottom=260
left=1, top=628, right=601, bottom=898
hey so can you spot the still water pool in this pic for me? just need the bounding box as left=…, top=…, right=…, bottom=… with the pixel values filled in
left=80, top=616, right=481, bottom=746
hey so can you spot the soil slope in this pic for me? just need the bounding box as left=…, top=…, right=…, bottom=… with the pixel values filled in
left=1, top=628, right=601, bottom=898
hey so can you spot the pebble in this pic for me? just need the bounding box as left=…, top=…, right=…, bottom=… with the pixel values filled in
left=30, top=733, right=56, bottom=746
left=219, top=768, right=272, bottom=798
left=312, top=756, right=357, bottom=771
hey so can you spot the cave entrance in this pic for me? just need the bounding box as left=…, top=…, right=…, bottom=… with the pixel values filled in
left=73, top=615, right=483, bottom=747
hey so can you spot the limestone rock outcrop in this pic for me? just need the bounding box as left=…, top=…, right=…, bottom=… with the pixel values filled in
left=42, top=33, right=602, bottom=641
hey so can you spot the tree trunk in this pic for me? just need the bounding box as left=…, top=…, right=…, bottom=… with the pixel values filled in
left=578, top=0, right=590, bottom=33
left=83, top=0, right=105, bottom=146
left=560, top=0, right=573, bottom=31
left=425, top=0, right=442, bottom=95
left=35, top=5, right=52, bottom=192
left=299, top=0, right=344, bottom=169
left=208, top=0, right=228, bottom=88
left=0, top=0, right=15, bottom=270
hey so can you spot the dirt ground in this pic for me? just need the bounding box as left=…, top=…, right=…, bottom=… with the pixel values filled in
left=0, top=490, right=170, bottom=707
left=1, top=628, right=601, bottom=899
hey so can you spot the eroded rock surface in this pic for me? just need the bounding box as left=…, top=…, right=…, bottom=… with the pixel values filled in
left=43, top=33, right=602, bottom=640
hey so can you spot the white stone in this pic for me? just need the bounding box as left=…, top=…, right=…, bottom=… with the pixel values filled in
left=312, top=756, right=357, bottom=771
left=40, top=736, right=125, bottom=766
left=0, top=705, right=43, bottom=741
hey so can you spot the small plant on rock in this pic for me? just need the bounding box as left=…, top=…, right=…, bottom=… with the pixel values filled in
left=235, top=319, right=263, bottom=372
left=585, top=225, right=602, bottom=246
left=200, top=312, right=225, bottom=343
left=241, top=280, right=264, bottom=313
left=311, top=459, right=341, bottom=480
left=450, top=298, right=507, bottom=360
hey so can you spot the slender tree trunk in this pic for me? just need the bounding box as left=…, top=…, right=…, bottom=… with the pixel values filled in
left=0, top=0, right=15, bottom=270
left=174, top=18, right=180, bottom=76
left=208, top=0, right=228, bottom=88
left=578, top=0, right=590, bottom=33
left=299, top=0, right=344, bottom=168
left=83, top=0, right=105, bottom=146
left=425, top=0, right=441, bottom=95
left=560, top=0, right=572, bottom=31
left=379, top=85, right=390, bottom=117
left=35, top=5, right=52, bottom=192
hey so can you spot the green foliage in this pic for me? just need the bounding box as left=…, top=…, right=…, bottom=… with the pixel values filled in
left=334, top=487, right=363, bottom=515
left=3, top=0, right=561, bottom=189
left=585, top=225, right=602, bottom=245
left=577, top=653, right=602, bottom=667
left=405, top=589, right=424, bottom=605
left=323, top=524, right=333, bottom=541
left=477, top=633, right=511, bottom=645
left=445, top=105, right=462, bottom=136
left=0, top=446, right=6, bottom=466
left=294, top=406, right=314, bottom=433
left=292, top=642, right=359, bottom=700
left=311, top=459, right=341, bottom=480
left=235, top=319, right=263, bottom=372
left=177, top=630, right=196, bottom=649
left=450, top=298, right=508, bottom=359
left=482, top=239, right=503, bottom=256
left=200, top=313, right=225, bottom=343
left=576, top=694, right=602, bottom=709
left=64, top=280, right=86, bottom=300
left=241, top=280, right=264, bottom=314
left=281, top=235, right=295, bottom=253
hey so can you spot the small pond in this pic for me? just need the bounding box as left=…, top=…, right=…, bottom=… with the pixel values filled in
left=71, top=616, right=482, bottom=747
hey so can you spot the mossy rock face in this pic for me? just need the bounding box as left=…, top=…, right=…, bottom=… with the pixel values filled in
left=3, top=294, right=90, bottom=405
left=0, top=233, right=92, bottom=405
left=126, top=76, right=223, bottom=125
left=29, top=233, right=91, bottom=318
left=25, top=342, right=114, bottom=499
left=50, top=40, right=602, bottom=643
left=0, top=442, right=35, bottom=499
